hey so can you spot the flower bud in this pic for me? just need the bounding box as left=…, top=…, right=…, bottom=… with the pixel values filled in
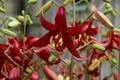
left=0, top=0, right=4, bottom=2
left=8, top=67, right=21, bottom=80
left=0, top=29, right=17, bottom=37
left=26, top=15, right=33, bottom=25
left=36, top=1, right=53, bottom=17
left=113, top=72, right=119, bottom=80
left=63, top=0, right=72, bottom=6
left=103, top=8, right=113, bottom=15
left=8, top=17, right=17, bottom=21
left=94, top=10, right=114, bottom=29
left=0, top=7, right=6, bottom=13
left=114, top=28, right=120, bottom=32
left=30, top=71, right=38, bottom=80
left=28, top=0, right=37, bottom=4
left=8, top=20, right=21, bottom=28
left=17, top=15, right=25, bottom=23
left=105, top=3, right=117, bottom=16
left=88, top=59, right=100, bottom=71
left=92, top=43, right=105, bottom=51
left=102, top=0, right=111, bottom=3
left=43, top=65, right=59, bottom=80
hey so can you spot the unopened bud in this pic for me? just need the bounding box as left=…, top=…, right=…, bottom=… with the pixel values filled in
left=88, top=59, right=100, bottom=71
left=17, top=15, right=25, bottom=23
left=103, top=8, right=113, bottom=15
left=0, top=7, right=6, bottom=13
left=105, top=3, right=117, bottom=16
left=36, top=1, right=53, bottom=17
left=114, top=28, right=120, bottom=32
left=0, top=29, right=17, bottom=37
left=63, top=0, right=72, bottom=6
left=28, top=0, right=37, bottom=4
left=102, top=0, right=111, bottom=3
left=94, top=10, right=114, bottom=29
left=43, top=65, right=59, bottom=80
left=26, top=15, right=33, bottom=25
left=92, top=43, right=105, bottom=51
left=8, top=17, right=17, bottom=21
left=8, top=20, right=21, bottom=28
left=30, top=71, right=38, bottom=80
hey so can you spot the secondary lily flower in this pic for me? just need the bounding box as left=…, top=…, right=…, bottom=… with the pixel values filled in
left=32, top=6, right=93, bottom=58
left=93, top=30, right=120, bottom=51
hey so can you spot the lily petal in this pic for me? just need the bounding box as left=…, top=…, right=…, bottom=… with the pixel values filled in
left=35, top=46, right=51, bottom=62
left=8, top=37, right=20, bottom=57
left=86, top=24, right=100, bottom=35
left=66, top=19, right=92, bottom=36
left=32, top=31, right=55, bottom=47
left=40, top=13, right=56, bottom=31
left=55, top=6, right=67, bottom=30
left=63, top=33, right=80, bottom=58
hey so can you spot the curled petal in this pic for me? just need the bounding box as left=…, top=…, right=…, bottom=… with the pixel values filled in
left=30, top=71, right=39, bottom=80
left=40, top=13, right=56, bottom=31
left=32, top=31, right=54, bottom=47
left=35, top=46, right=60, bottom=65
left=35, top=46, right=51, bottom=62
left=86, top=24, right=100, bottom=35
left=43, top=65, right=59, bottom=80
left=55, top=6, right=67, bottom=30
left=63, top=33, right=80, bottom=58
left=66, top=19, right=92, bottom=36
left=8, top=37, right=20, bottom=57
left=8, top=67, right=21, bottom=80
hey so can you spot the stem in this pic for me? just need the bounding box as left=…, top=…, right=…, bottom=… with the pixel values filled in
left=77, top=40, right=93, bottom=51
left=70, top=1, right=75, bottom=80
left=70, top=55, right=73, bottom=80
left=118, top=51, right=120, bottom=79
left=0, top=17, right=8, bottom=27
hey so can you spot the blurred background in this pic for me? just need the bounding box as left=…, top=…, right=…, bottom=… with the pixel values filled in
left=1, top=0, right=120, bottom=79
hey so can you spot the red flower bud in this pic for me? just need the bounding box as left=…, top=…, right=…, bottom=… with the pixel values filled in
left=8, top=67, right=21, bottom=80
left=30, top=71, right=38, bottom=80
left=113, top=72, right=119, bottom=80
left=43, top=65, right=59, bottom=80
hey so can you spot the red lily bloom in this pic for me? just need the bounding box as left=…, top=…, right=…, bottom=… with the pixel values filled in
left=32, top=6, right=93, bottom=58
left=93, top=30, right=120, bottom=51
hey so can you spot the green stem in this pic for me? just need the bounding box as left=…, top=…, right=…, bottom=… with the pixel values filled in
left=70, top=1, right=75, bottom=80
left=70, top=55, right=73, bottom=80
left=118, top=51, right=120, bottom=79
left=0, top=17, right=8, bottom=27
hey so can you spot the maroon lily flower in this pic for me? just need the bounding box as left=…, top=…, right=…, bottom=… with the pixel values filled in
left=30, top=71, right=38, bottom=80
left=93, top=30, right=120, bottom=51
left=32, top=6, right=93, bottom=58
